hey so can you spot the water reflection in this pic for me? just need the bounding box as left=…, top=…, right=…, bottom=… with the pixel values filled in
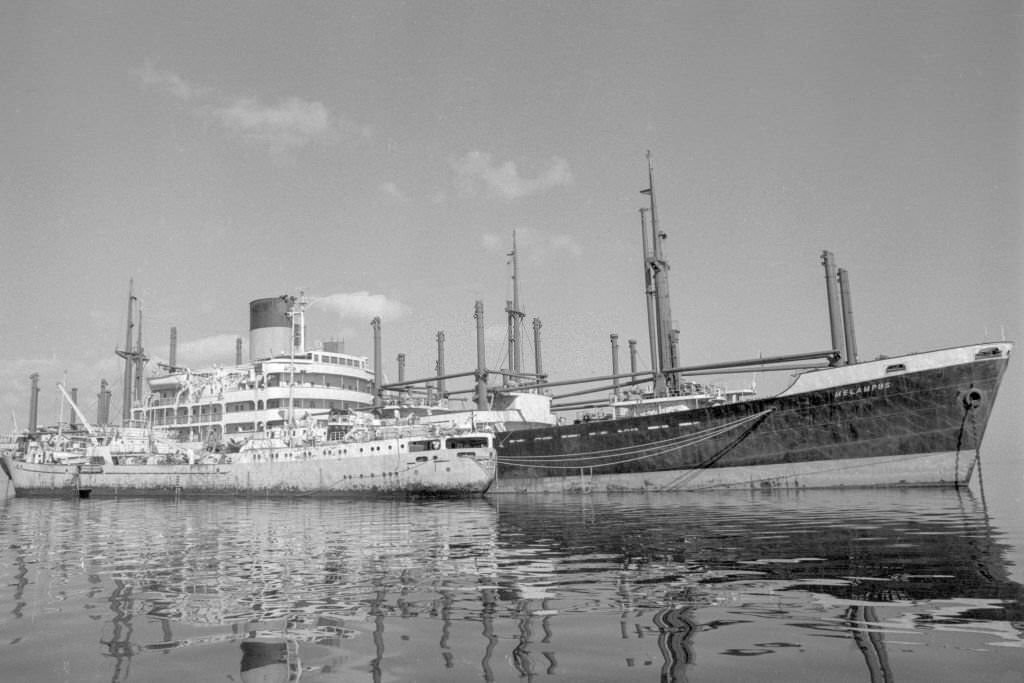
left=846, top=605, right=893, bottom=683
left=494, top=492, right=1024, bottom=613
left=0, top=490, right=1021, bottom=682
left=240, top=638, right=292, bottom=683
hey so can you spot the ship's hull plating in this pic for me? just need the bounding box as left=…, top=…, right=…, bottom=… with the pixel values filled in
left=492, top=343, right=1012, bottom=493
left=3, top=448, right=496, bottom=498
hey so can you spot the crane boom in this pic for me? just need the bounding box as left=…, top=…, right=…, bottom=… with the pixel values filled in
left=57, top=383, right=96, bottom=436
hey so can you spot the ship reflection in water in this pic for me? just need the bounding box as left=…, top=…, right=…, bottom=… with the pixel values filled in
left=240, top=638, right=292, bottom=683
left=0, top=490, right=1021, bottom=682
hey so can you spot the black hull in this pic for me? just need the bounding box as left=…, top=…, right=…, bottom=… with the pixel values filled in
left=492, top=343, right=1012, bottom=492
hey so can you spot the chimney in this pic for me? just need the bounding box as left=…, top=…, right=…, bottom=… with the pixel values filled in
left=435, top=331, right=446, bottom=396
left=169, top=326, right=178, bottom=367
left=97, top=379, right=111, bottom=426
left=474, top=301, right=488, bottom=409
left=69, top=387, right=78, bottom=429
left=628, top=339, right=638, bottom=382
left=610, top=334, right=620, bottom=399
left=532, top=318, right=544, bottom=384
left=838, top=268, right=859, bottom=364
left=28, top=373, right=40, bottom=433
left=821, top=250, right=847, bottom=365
left=371, top=317, right=382, bottom=407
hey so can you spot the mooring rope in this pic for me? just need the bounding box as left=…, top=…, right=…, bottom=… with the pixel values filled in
left=500, top=409, right=774, bottom=470
left=658, top=410, right=773, bottom=490
left=953, top=409, right=969, bottom=488
left=968, top=406, right=988, bottom=516
left=953, top=388, right=984, bottom=489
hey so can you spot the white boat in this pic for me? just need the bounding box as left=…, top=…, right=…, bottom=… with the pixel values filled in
left=1, top=411, right=496, bottom=498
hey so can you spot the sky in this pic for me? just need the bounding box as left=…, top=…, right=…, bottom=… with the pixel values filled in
left=2, top=2, right=1021, bottom=459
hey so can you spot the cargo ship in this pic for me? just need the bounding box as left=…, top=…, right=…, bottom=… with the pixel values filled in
left=490, top=340, right=1010, bottom=492
left=484, top=155, right=1012, bottom=492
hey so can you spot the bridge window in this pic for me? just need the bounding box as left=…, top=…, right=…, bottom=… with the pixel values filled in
left=446, top=436, right=489, bottom=449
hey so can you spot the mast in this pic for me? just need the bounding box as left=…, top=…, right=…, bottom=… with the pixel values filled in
left=474, top=301, right=488, bottom=409
left=641, top=152, right=679, bottom=394
left=285, top=295, right=303, bottom=426
left=639, top=207, right=662, bottom=394
left=115, top=279, right=147, bottom=424
left=505, top=231, right=525, bottom=384
left=288, top=291, right=307, bottom=355
left=118, top=280, right=135, bottom=422
left=133, top=304, right=146, bottom=408
left=58, top=372, right=69, bottom=435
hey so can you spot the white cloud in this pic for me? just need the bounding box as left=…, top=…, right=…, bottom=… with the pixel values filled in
left=138, top=63, right=365, bottom=153
left=378, top=181, right=408, bottom=202
left=212, top=97, right=337, bottom=152
left=310, top=292, right=407, bottom=320
left=138, top=61, right=208, bottom=101
left=451, top=151, right=573, bottom=200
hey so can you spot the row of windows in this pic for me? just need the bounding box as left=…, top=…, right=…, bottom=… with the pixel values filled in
left=505, top=421, right=700, bottom=445
left=263, top=373, right=371, bottom=392
left=147, top=405, right=225, bottom=418
left=143, top=400, right=364, bottom=426
left=310, top=354, right=367, bottom=368
left=151, top=374, right=372, bottom=402
left=266, top=398, right=357, bottom=411
left=154, top=396, right=373, bottom=415
left=224, top=398, right=370, bottom=412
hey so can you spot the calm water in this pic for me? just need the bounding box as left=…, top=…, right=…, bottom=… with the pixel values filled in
left=1, top=479, right=1022, bottom=682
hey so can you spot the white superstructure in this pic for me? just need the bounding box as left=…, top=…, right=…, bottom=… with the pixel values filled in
left=131, top=295, right=376, bottom=446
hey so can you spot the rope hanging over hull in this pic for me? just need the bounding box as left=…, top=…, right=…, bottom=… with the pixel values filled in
left=499, top=409, right=774, bottom=470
